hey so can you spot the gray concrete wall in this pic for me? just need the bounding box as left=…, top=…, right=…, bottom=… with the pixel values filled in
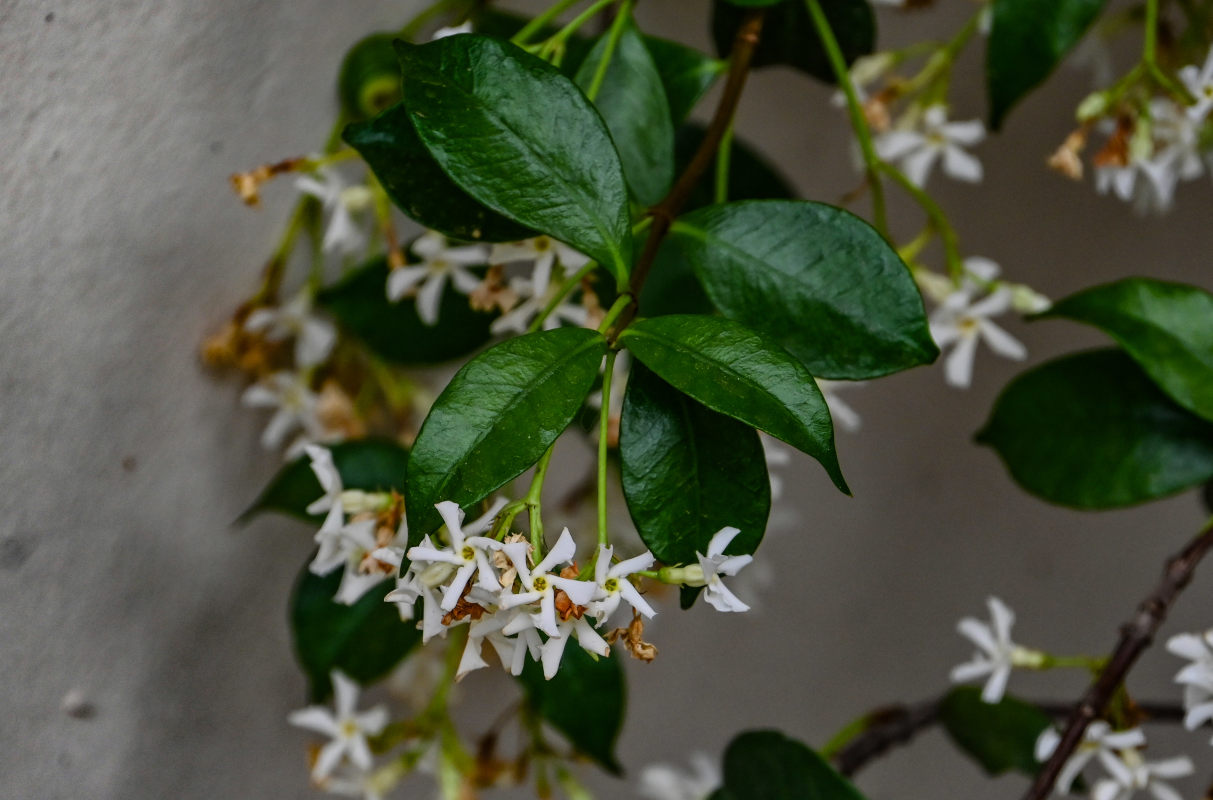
left=2, top=1, right=1211, bottom=798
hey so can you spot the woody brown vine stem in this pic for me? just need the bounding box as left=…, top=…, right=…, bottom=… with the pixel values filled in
left=608, top=8, right=766, bottom=337
left=1023, top=520, right=1213, bottom=800
left=833, top=698, right=1186, bottom=777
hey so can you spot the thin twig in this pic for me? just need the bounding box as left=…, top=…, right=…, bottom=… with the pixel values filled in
left=1024, top=521, right=1213, bottom=800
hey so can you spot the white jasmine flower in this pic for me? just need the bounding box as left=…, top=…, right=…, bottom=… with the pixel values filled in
left=929, top=288, right=1027, bottom=388
left=1179, top=45, right=1213, bottom=121
left=242, top=371, right=323, bottom=451
left=817, top=379, right=863, bottom=433
left=405, top=500, right=504, bottom=612
left=1035, top=722, right=1147, bottom=794
left=385, top=232, right=487, bottom=325
left=540, top=615, right=612, bottom=679
left=589, top=544, right=656, bottom=624
left=244, top=289, right=337, bottom=368
left=499, top=528, right=597, bottom=636
left=296, top=168, right=371, bottom=256
left=287, top=670, right=389, bottom=781
left=692, top=526, right=753, bottom=613
left=305, top=445, right=345, bottom=534
left=312, top=518, right=394, bottom=605
left=491, top=236, right=590, bottom=291
left=1166, top=630, right=1213, bottom=737
left=950, top=596, right=1042, bottom=703
left=1089, top=747, right=1193, bottom=800
left=638, top=754, right=721, bottom=800
left=456, top=611, right=521, bottom=681
left=489, top=239, right=591, bottom=335
left=876, top=105, right=986, bottom=187
left=432, top=21, right=472, bottom=39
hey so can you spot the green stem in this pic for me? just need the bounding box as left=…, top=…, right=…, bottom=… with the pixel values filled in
left=805, top=0, right=887, bottom=234
left=880, top=162, right=964, bottom=281
left=537, top=0, right=617, bottom=60
left=585, top=0, right=633, bottom=102
left=714, top=120, right=735, bottom=205
left=819, top=712, right=875, bottom=761
left=527, top=260, right=599, bottom=334
left=526, top=444, right=557, bottom=553
left=1144, top=0, right=1159, bottom=64
left=596, top=350, right=618, bottom=547
left=597, top=294, right=633, bottom=337
left=512, top=0, right=584, bottom=46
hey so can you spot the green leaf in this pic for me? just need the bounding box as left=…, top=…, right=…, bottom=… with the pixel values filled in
left=575, top=21, right=676, bottom=206
left=619, top=315, right=848, bottom=493
left=338, top=33, right=404, bottom=120
left=241, top=438, right=410, bottom=523
left=291, top=561, right=421, bottom=703
left=672, top=200, right=937, bottom=380
left=406, top=328, right=607, bottom=537
left=987, top=0, right=1107, bottom=129
left=977, top=349, right=1213, bottom=509
left=1039, top=278, right=1213, bottom=422
left=939, top=688, right=1054, bottom=777
left=517, top=645, right=625, bottom=774
left=396, top=35, right=633, bottom=281
left=711, top=0, right=875, bottom=84
left=643, top=36, right=727, bottom=124
left=717, top=730, right=868, bottom=800
left=639, top=235, right=717, bottom=317
left=318, top=256, right=495, bottom=365
left=344, top=103, right=535, bottom=243
left=620, top=364, right=770, bottom=565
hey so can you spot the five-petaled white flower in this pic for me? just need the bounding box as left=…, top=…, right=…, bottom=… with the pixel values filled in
left=386, top=231, right=487, bottom=325
left=304, top=445, right=344, bottom=534
left=875, top=105, right=986, bottom=187
left=287, top=670, right=389, bottom=781
left=498, top=528, right=597, bottom=636
left=312, top=518, right=395, bottom=605
left=950, top=596, right=1041, bottom=703
left=1166, top=629, right=1213, bottom=740
left=692, top=526, right=753, bottom=613
left=489, top=237, right=591, bottom=335
left=589, top=544, right=657, bottom=624
left=241, top=370, right=323, bottom=451
left=244, top=289, right=337, bottom=369
left=1179, top=44, right=1213, bottom=121
left=1035, top=722, right=1147, bottom=795
left=405, top=500, right=505, bottom=611
left=296, top=168, right=372, bottom=256
left=929, top=287, right=1027, bottom=388
left=638, top=753, right=722, bottom=800
left=1089, top=747, right=1193, bottom=800
left=540, top=614, right=612, bottom=679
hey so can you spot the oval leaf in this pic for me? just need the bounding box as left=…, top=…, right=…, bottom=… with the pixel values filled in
left=987, top=0, right=1107, bottom=129
left=344, top=103, right=534, bottom=243
left=620, top=364, right=770, bottom=565
left=618, top=315, right=848, bottom=493
left=718, top=730, right=868, bottom=800
left=516, top=645, right=625, bottom=774
left=1039, top=277, right=1213, bottom=422
left=575, top=20, right=676, bottom=206
left=318, top=256, right=495, bottom=365
left=712, top=0, right=875, bottom=85
left=672, top=200, right=937, bottom=379
left=396, top=35, right=633, bottom=281
left=292, top=561, right=420, bottom=703
left=240, top=438, right=410, bottom=523
left=977, top=349, right=1213, bottom=509
left=406, top=328, right=607, bottom=537
left=940, top=688, right=1054, bottom=777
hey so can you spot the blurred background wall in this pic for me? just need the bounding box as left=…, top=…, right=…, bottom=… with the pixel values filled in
left=2, top=0, right=1211, bottom=797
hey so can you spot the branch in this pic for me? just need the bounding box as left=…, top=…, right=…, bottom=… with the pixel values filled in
left=833, top=697, right=1187, bottom=778
left=608, top=9, right=765, bottom=336
left=1024, top=521, right=1213, bottom=800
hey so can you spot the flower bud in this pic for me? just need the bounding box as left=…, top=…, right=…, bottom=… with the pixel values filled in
left=659, top=565, right=706, bottom=587
left=1076, top=91, right=1108, bottom=122
left=340, top=490, right=392, bottom=514
left=1009, top=284, right=1051, bottom=314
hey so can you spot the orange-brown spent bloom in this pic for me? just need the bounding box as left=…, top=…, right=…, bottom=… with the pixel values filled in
left=554, top=564, right=588, bottom=622
left=442, top=582, right=488, bottom=625
left=229, top=156, right=306, bottom=206
left=469, top=265, right=519, bottom=314
left=1047, top=127, right=1089, bottom=181
left=606, top=611, right=658, bottom=662
left=1092, top=117, right=1132, bottom=169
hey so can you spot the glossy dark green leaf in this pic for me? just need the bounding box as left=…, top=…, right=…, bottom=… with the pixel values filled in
left=292, top=561, right=421, bottom=703
left=575, top=21, right=675, bottom=206
left=987, top=0, right=1107, bottom=129
left=716, top=730, right=868, bottom=800
left=396, top=36, right=633, bottom=281
left=672, top=200, right=937, bottom=380
left=406, top=328, right=607, bottom=537
left=940, top=688, right=1054, bottom=777
left=1039, top=278, right=1213, bottom=422
left=977, top=349, right=1213, bottom=509
left=240, top=438, right=410, bottom=524
left=344, top=103, right=534, bottom=243
left=643, top=36, right=727, bottom=124
left=712, top=0, right=875, bottom=84
left=517, top=645, right=624, bottom=774
left=620, top=364, right=770, bottom=565
left=619, top=315, right=848, bottom=493
left=338, top=33, right=404, bottom=120
left=318, top=256, right=495, bottom=365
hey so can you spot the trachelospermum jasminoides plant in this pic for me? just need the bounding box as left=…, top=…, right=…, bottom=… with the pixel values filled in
left=200, top=0, right=1213, bottom=796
